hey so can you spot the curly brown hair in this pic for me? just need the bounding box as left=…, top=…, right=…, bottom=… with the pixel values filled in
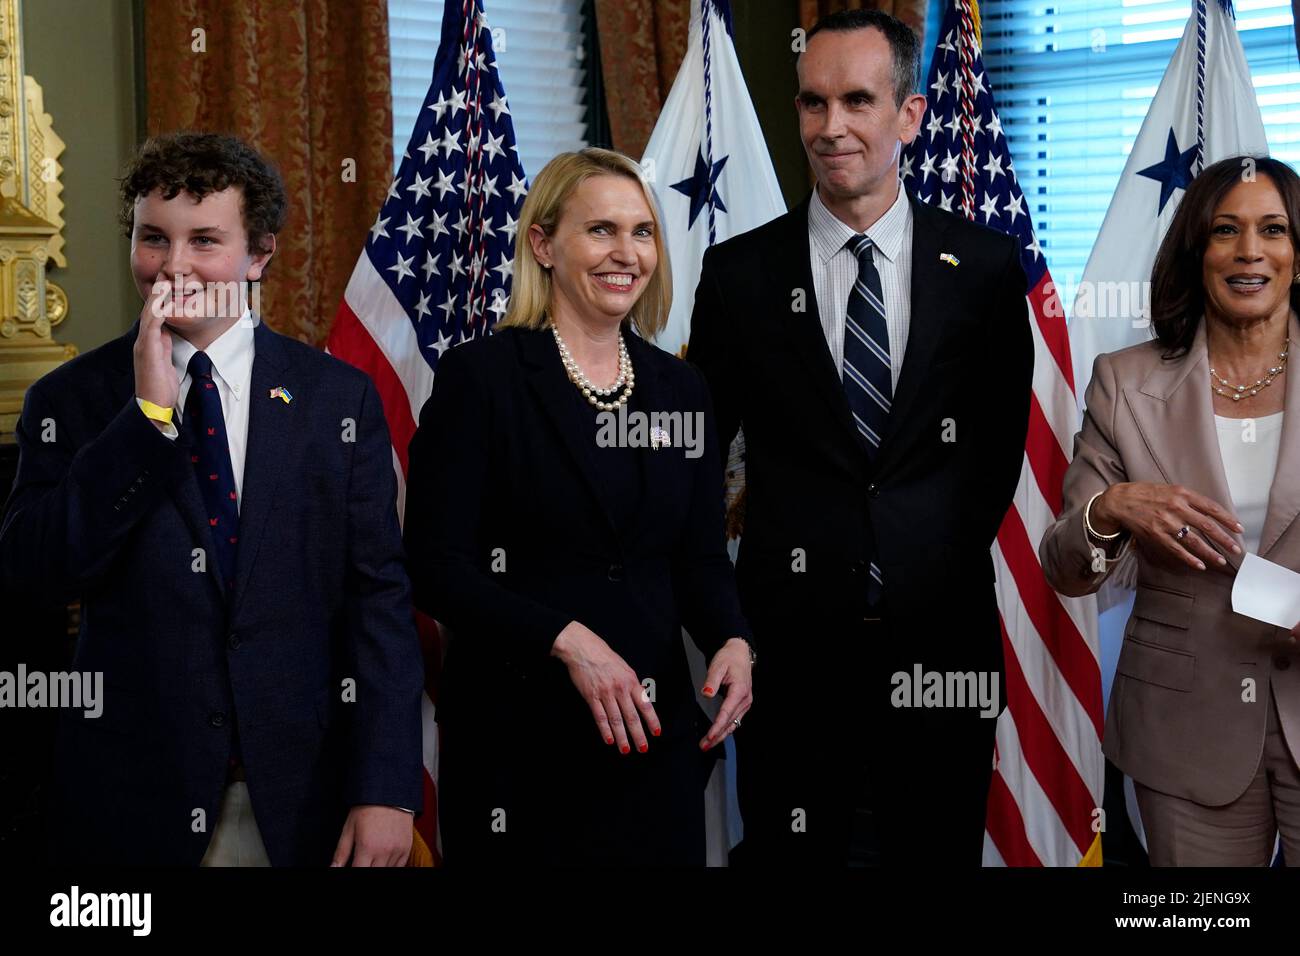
left=119, top=131, right=287, bottom=260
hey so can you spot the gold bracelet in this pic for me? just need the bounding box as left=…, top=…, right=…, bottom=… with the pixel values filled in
left=1083, top=490, right=1122, bottom=541
left=137, top=398, right=174, bottom=424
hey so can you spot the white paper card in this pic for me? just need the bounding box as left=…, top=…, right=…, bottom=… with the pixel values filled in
left=1231, top=552, right=1300, bottom=629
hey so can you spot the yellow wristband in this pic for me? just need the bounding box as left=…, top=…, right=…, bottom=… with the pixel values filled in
left=137, top=398, right=174, bottom=424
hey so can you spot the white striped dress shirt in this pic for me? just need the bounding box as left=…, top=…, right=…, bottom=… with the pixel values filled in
left=807, top=184, right=914, bottom=392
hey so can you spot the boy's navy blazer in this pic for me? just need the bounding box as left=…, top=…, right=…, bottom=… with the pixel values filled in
left=0, top=318, right=424, bottom=865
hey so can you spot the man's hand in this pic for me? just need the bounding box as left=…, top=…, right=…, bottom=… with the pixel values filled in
left=330, top=805, right=413, bottom=867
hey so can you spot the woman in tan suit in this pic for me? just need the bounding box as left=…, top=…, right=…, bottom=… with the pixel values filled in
left=1042, top=156, right=1300, bottom=866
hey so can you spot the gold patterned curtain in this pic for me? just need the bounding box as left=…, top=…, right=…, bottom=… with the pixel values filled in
left=799, top=0, right=929, bottom=38
left=142, top=0, right=393, bottom=347
left=593, top=0, right=692, bottom=160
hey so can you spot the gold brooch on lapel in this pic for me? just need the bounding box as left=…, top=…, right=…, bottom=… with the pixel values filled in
left=268, top=386, right=294, bottom=404
left=939, top=253, right=960, bottom=267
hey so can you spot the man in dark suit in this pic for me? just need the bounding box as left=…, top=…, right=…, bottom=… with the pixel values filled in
left=687, top=10, right=1033, bottom=865
left=0, top=132, right=423, bottom=866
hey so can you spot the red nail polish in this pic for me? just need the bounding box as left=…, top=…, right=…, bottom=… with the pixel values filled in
left=652, top=727, right=661, bottom=737
left=605, top=737, right=614, bottom=745
left=703, top=686, right=713, bottom=695
left=638, top=743, right=648, bottom=753
left=620, top=745, right=630, bottom=755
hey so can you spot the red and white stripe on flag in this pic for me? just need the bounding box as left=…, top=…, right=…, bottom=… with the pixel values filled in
left=901, top=0, right=1105, bottom=866
left=325, top=0, right=532, bottom=864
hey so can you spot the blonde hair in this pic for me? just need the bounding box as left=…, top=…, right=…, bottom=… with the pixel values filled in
left=499, top=147, right=672, bottom=339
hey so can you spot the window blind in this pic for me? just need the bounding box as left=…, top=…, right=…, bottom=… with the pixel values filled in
left=981, top=0, right=1300, bottom=289
left=388, top=0, right=589, bottom=178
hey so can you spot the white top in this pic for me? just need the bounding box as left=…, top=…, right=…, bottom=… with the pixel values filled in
left=1215, top=411, right=1284, bottom=554
left=807, top=184, right=914, bottom=392
left=137, top=311, right=256, bottom=510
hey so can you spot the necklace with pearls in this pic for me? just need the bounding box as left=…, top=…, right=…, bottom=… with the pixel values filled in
left=551, top=325, right=635, bottom=410
left=1210, top=337, right=1289, bottom=401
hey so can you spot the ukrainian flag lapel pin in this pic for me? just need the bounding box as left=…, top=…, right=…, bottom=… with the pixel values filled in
left=268, top=385, right=293, bottom=404
left=939, top=253, right=960, bottom=268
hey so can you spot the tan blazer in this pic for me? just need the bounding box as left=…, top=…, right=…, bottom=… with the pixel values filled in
left=1041, top=314, right=1300, bottom=806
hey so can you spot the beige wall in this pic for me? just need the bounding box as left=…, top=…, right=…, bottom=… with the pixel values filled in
left=23, top=0, right=141, bottom=354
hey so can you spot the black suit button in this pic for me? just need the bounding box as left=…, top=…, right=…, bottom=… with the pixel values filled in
left=209, top=712, right=226, bottom=728
left=607, top=563, right=625, bottom=582
left=867, top=483, right=880, bottom=498
left=227, top=633, right=241, bottom=650
left=1276, top=656, right=1291, bottom=671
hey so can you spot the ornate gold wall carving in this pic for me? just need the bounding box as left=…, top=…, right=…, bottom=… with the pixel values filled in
left=0, top=0, right=72, bottom=442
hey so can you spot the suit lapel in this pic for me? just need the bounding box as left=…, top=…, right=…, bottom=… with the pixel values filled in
left=771, top=197, right=862, bottom=449
left=230, top=320, right=296, bottom=618
left=1258, top=312, right=1300, bottom=558
left=517, top=328, right=620, bottom=542
left=1127, top=322, right=1245, bottom=568
left=877, top=197, right=951, bottom=462
left=625, top=331, right=673, bottom=538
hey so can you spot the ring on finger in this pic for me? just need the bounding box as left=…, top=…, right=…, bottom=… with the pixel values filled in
left=732, top=718, right=741, bottom=729
left=1175, top=526, right=1190, bottom=540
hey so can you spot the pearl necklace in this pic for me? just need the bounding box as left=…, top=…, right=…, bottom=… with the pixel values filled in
left=1209, top=337, right=1289, bottom=401
left=551, top=325, right=635, bottom=410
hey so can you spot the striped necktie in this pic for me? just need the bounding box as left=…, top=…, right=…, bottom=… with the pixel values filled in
left=841, top=233, right=890, bottom=599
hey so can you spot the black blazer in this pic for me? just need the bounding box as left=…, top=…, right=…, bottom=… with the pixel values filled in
left=687, top=193, right=1033, bottom=676
left=404, top=325, right=749, bottom=747
left=0, top=320, right=424, bottom=865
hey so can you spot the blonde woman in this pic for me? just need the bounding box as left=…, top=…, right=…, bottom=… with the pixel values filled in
left=404, top=148, right=754, bottom=866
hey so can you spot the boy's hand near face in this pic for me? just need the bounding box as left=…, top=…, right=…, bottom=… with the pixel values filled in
left=134, top=277, right=180, bottom=416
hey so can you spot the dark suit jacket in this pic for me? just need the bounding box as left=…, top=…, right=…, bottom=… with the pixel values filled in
left=687, top=192, right=1033, bottom=679
left=403, top=326, right=749, bottom=861
left=0, top=319, right=424, bottom=865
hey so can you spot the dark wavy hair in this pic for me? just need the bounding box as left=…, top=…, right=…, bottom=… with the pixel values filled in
left=1150, top=155, right=1300, bottom=356
left=118, top=131, right=287, bottom=262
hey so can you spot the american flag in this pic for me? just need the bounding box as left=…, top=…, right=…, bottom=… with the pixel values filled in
left=900, top=0, right=1104, bottom=866
left=326, top=0, right=528, bottom=864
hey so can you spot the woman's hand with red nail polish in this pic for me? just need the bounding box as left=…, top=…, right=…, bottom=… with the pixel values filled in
left=699, top=637, right=754, bottom=750
left=552, top=620, right=659, bottom=754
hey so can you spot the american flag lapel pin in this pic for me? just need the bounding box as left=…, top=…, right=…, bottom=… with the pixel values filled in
left=939, top=253, right=960, bottom=267
left=268, top=386, right=294, bottom=404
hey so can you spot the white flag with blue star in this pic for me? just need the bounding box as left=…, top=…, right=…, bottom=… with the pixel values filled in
left=1067, top=0, right=1268, bottom=859
left=640, top=0, right=786, bottom=357
left=636, top=0, right=783, bottom=865
left=1069, top=0, right=1266, bottom=394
